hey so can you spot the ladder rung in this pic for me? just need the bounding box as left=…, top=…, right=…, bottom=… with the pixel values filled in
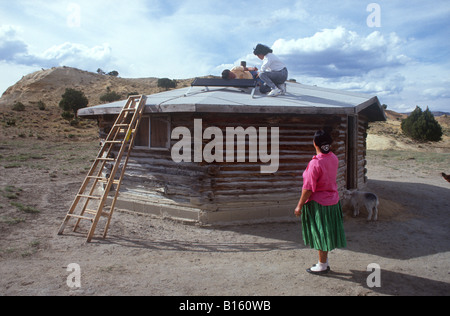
left=115, top=124, right=129, bottom=127
left=104, top=140, right=123, bottom=144
left=97, top=157, right=115, bottom=161
left=86, top=176, right=120, bottom=185
left=122, top=108, right=136, bottom=112
left=67, top=214, right=94, bottom=222
left=100, top=179, right=120, bottom=185
left=117, top=129, right=135, bottom=134
left=87, top=176, right=103, bottom=180
left=77, top=194, right=101, bottom=200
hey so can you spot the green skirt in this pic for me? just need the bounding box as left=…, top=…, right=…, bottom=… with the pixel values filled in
left=301, top=200, right=347, bottom=252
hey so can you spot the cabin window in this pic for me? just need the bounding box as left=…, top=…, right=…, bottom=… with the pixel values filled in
left=135, top=117, right=150, bottom=147
left=135, top=115, right=170, bottom=149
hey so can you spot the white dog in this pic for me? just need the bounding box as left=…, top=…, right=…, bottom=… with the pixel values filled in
left=342, top=190, right=379, bottom=221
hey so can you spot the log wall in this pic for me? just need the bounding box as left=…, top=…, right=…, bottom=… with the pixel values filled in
left=357, top=117, right=369, bottom=188
left=98, top=112, right=369, bottom=223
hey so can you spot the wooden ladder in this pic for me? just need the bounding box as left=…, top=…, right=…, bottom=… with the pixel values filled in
left=58, top=95, right=147, bottom=242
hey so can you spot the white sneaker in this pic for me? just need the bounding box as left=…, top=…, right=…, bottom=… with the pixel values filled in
left=277, top=83, right=286, bottom=95
left=267, top=88, right=282, bottom=97
left=307, top=262, right=330, bottom=275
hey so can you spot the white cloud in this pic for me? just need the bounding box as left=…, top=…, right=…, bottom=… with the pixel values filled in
left=0, top=25, right=28, bottom=61
left=272, top=27, right=410, bottom=78
left=423, top=87, right=450, bottom=100
left=38, top=42, right=113, bottom=69
left=0, top=25, right=18, bottom=39
left=0, top=22, right=113, bottom=69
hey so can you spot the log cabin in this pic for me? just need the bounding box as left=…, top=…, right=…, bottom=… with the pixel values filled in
left=78, top=81, right=385, bottom=225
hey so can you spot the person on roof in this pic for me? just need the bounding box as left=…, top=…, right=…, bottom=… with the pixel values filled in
left=253, top=44, right=288, bottom=97
left=221, top=64, right=258, bottom=80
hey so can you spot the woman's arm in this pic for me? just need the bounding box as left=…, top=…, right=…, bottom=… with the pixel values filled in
left=260, top=55, right=270, bottom=72
left=294, top=189, right=312, bottom=217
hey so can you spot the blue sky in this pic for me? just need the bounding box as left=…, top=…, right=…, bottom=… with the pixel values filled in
left=1, top=0, right=449, bottom=112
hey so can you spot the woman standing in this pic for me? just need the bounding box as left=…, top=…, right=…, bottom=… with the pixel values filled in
left=253, top=44, right=288, bottom=97
left=294, top=130, right=347, bottom=275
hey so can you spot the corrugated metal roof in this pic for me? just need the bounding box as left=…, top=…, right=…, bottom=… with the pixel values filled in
left=78, top=82, right=385, bottom=121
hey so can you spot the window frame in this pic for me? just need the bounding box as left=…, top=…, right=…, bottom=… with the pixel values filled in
left=134, top=114, right=171, bottom=151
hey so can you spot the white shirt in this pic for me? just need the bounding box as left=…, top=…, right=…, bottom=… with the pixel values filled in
left=260, top=53, right=286, bottom=73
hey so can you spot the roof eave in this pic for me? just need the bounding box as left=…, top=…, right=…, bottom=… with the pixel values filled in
left=78, top=103, right=361, bottom=117
left=355, top=96, right=386, bottom=122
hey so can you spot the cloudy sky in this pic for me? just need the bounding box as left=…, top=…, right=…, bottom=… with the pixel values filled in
left=0, top=0, right=449, bottom=112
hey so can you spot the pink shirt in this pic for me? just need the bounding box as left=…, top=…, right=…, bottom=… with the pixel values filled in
left=302, top=152, right=340, bottom=206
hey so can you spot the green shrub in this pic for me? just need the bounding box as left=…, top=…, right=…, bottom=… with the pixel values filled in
left=157, top=78, right=177, bottom=90
left=401, top=106, right=443, bottom=142
left=61, top=111, right=74, bottom=121
left=59, top=88, right=89, bottom=118
left=6, top=118, right=16, bottom=126
left=37, top=100, right=46, bottom=111
left=70, top=119, right=79, bottom=127
left=100, top=91, right=121, bottom=102
left=127, top=92, right=139, bottom=97
left=12, top=102, right=25, bottom=111
left=107, top=70, right=119, bottom=77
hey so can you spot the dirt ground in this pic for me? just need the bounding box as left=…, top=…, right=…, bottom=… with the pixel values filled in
left=1, top=136, right=449, bottom=296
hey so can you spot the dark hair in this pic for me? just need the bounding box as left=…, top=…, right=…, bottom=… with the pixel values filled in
left=253, top=44, right=273, bottom=56
left=314, top=130, right=333, bottom=154
left=221, top=69, right=231, bottom=79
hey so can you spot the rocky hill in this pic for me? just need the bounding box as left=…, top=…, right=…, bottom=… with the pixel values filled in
left=0, top=66, right=192, bottom=108
left=0, top=67, right=192, bottom=141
